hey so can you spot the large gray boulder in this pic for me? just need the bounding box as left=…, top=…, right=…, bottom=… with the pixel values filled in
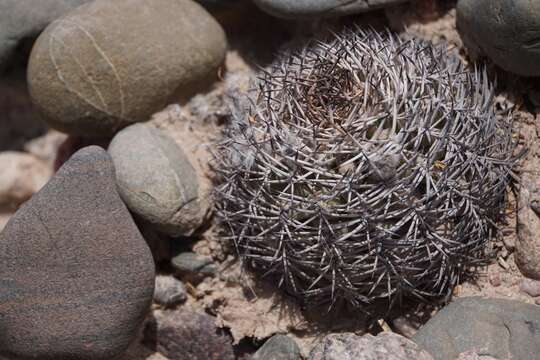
left=28, top=0, right=227, bottom=136
left=414, top=297, right=540, bottom=360
left=0, top=146, right=155, bottom=359
left=457, top=0, right=540, bottom=76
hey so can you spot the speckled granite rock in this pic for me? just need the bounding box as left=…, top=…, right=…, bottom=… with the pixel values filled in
left=457, top=0, right=540, bottom=76
left=0, top=0, right=91, bottom=70
left=253, top=0, right=408, bottom=19
left=0, top=146, right=155, bottom=360
left=144, top=309, right=235, bottom=360
left=109, top=124, right=208, bottom=236
left=413, top=297, right=540, bottom=360
left=309, top=332, right=433, bottom=360
left=28, top=0, right=227, bottom=136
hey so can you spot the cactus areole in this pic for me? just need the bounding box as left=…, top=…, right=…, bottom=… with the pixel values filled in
left=215, top=29, right=517, bottom=311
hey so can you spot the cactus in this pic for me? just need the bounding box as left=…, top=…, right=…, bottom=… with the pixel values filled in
left=214, top=28, right=517, bottom=310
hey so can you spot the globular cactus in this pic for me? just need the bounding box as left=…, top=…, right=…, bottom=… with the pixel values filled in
left=214, top=28, right=517, bottom=311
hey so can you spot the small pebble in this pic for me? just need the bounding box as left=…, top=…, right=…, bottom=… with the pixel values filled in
left=520, top=278, right=540, bottom=297
left=171, top=252, right=217, bottom=281
left=531, top=200, right=540, bottom=215
left=390, top=316, right=419, bottom=338
left=154, top=275, right=187, bottom=307
left=502, top=236, right=515, bottom=252
left=253, top=335, right=301, bottom=360
left=489, top=272, right=502, bottom=287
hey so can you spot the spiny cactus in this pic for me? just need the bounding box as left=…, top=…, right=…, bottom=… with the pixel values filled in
left=214, top=28, right=518, bottom=311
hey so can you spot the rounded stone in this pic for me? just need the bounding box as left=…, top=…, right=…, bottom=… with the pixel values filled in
left=457, top=0, right=540, bottom=76
left=171, top=252, right=217, bottom=278
left=309, top=332, right=433, bottom=360
left=413, top=297, right=540, bottom=360
left=253, top=0, right=407, bottom=19
left=154, top=275, right=187, bottom=307
left=253, top=335, right=302, bottom=360
left=0, top=146, right=155, bottom=359
left=0, top=0, right=92, bottom=70
left=28, top=0, right=227, bottom=136
left=108, top=124, right=207, bottom=236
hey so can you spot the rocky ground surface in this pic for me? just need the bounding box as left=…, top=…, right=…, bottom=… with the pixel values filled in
left=2, top=0, right=540, bottom=359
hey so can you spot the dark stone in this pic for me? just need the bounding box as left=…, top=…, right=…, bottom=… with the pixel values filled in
left=171, top=252, right=217, bottom=280
left=413, top=297, right=540, bottom=360
left=253, top=335, right=301, bottom=360
left=144, top=309, right=235, bottom=360
left=457, top=0, right=540, bottom=76
left=0, top=146, right=155, bottom=360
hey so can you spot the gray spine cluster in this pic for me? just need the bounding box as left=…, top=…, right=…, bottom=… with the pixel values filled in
left=215, top=28, right=518, bottom=310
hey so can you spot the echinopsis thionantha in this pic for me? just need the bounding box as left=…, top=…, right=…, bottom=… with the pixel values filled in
left=214, top=28, right=518, bottom=311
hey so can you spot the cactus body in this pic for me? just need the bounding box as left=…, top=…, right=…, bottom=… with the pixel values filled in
left=216, top=29, right=517, bottom=310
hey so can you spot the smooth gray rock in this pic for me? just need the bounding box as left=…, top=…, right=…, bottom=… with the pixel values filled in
left=109, top=124, right=206, bottom=236
left=171, top=252, right=217, bottom=278
left=253, top=0, right=407, bottom=19
left=457, top=0, right=540, bottom=76
left=413, top=297, right=540, bottom=360
left=28, top=0, right=227, bottom=136
left=154, top=275, right=187, bottom=307
left=309, top=332, right=433, bottom=360
left=0, top=146, right=155, bottom=360
left=253, top=335, right=301, bottom=360
left=0, top=0, right=91, bottom=70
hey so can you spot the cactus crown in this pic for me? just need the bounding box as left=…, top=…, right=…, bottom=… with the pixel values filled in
left=215, top=28, right=517, bottom=311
